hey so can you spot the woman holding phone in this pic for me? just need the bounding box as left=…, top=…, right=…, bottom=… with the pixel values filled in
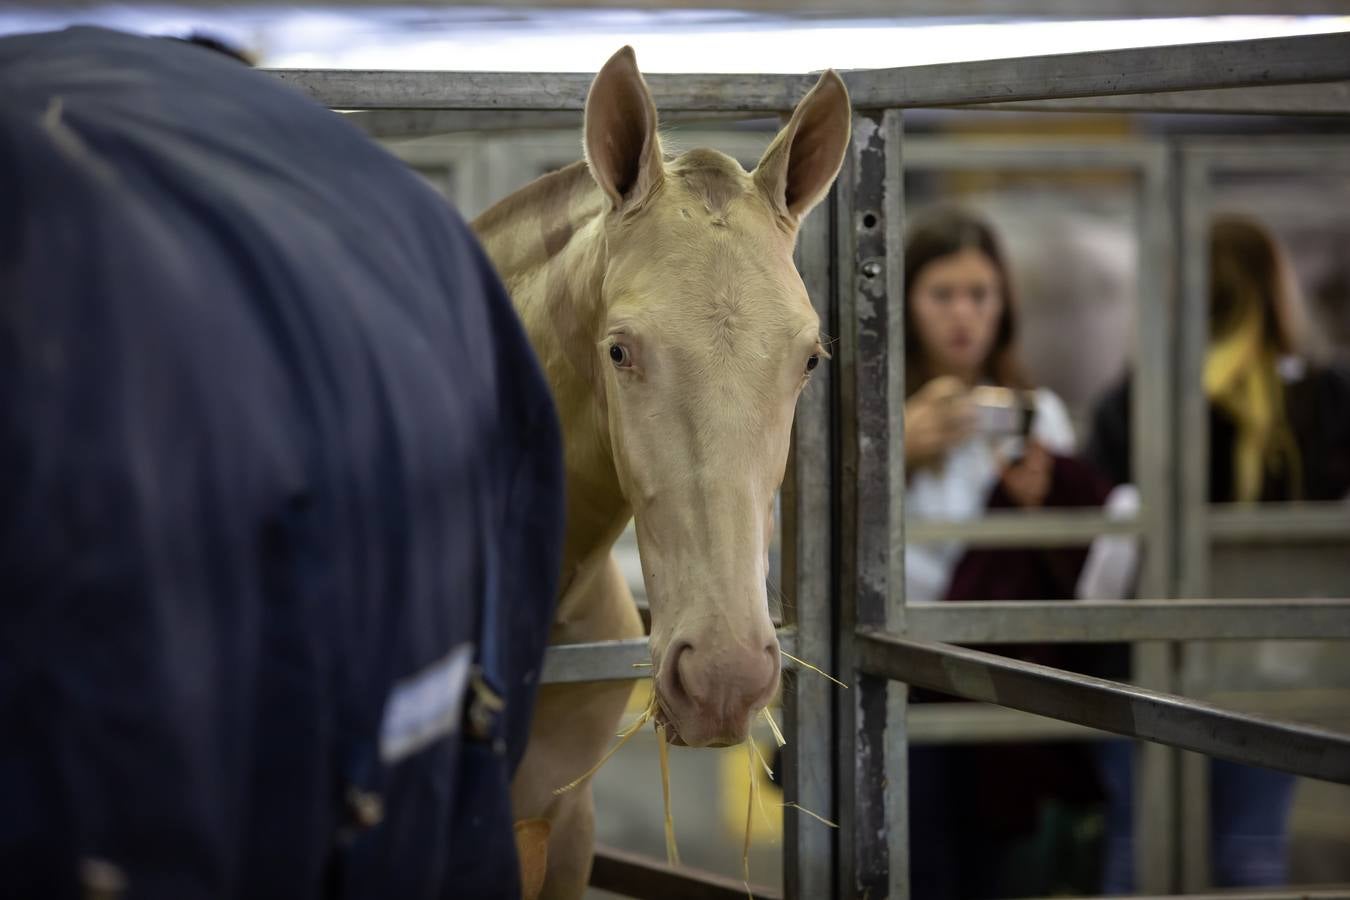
left=902, top=206, right=1125, bottom=898
left=903, top=206, right=1079, bottom=604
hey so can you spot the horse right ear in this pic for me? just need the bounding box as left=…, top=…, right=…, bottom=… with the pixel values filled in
left=584, top=46, right=664, bottom=211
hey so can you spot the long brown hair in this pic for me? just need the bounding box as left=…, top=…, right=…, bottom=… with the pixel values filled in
left=903, top=206, right=1028, bottom=397
left=1209, top=214, right=1305, bottom=355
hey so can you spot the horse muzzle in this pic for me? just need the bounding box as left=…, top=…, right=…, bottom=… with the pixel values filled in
left=653, top=635, right=780, bottom=748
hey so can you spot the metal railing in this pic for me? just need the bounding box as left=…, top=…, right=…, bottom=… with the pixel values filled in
left=266, top=29, right=1350, bottom=899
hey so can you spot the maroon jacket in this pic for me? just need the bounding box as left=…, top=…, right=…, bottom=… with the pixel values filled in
left=944, top=453, right=1112, bottom=604
left=923, top=454, right=1115, bottom=836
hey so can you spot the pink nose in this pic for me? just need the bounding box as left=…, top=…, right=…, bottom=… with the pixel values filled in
left=656, top=637, right=780, bottom=747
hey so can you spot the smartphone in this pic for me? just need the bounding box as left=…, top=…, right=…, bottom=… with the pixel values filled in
left=970, top=386, right=1036, bottom=438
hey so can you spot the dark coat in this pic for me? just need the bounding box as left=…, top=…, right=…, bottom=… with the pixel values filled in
left=1082, top=364, right=1350, bottom=685
left=1, top=26, right=562, bottom=900
left=1086, top=366, right=1350, bottom=503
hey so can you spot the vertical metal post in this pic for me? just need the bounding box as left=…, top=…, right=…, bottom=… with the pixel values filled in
left=882, top=110, right=910, bottom=898
left=1177, top=153, right=1214, bottom=685
left=782, top=182, right=838, bottom=900
left=1180, top=750, right=1213, bottom=891
left=1133, top=150, right=1176, bottom=640
left=1177, top=147, right=1216, bottom=893
left=1133, top=143, right=1182, bottom=895
left=835, top=108, right=907, bottom=900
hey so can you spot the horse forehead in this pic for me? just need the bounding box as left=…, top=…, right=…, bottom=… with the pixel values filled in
left=625, top=246, right=803, bottom=322
left=611, top=229, right=813, bottom=338
left=611, top=174, right=809, bottom=324
left=626, top=211, right=790, bottom=285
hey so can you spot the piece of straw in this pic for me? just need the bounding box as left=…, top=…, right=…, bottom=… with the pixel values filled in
left=743, top=742, right=755, bottom=900
left=761, top=708, right=786, bottom=748
left=780, top=650, right=850, bottom=689
left=781, top=801, right=838, bottom=829
left=749, top=740, right=772, bottom=828
left=553, top=702, right=652, bottom=796
left=749, top=739, right=773, bottom=780
left=655, top=722, right=680, bottom=866
left=616, top=692, right=659, bottom=736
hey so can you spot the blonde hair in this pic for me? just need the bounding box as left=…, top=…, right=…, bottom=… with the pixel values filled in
left=1205, top=215, right=1308, bottom=501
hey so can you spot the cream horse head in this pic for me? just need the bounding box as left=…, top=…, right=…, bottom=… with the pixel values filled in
left=585, top=49, right=851, bottom=747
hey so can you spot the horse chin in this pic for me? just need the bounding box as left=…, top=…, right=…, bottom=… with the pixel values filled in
left=652, top=703, right=686, bottom=746
left=653, top=702, right=750, bottom=749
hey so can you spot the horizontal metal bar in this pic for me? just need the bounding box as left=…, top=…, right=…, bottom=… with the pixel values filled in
left=545, top=599, right=1350, bottom=680
left=905, top=509, right=1140, bottom=546
left=847, top=33, right=1350, bottom=108
left=1179, top=138, right=1350, bottom=172
left=271, top=68, right=813, bottom=111
left=902, top=138, right=1163, bottom=170
left=541, top=601, right=1350, bottom=673
left=272, top=34, right=1350, bottom=113
left=964, top=81, right=1350, bottom=116
left=541, top=629, right=800, bottom=684
left=1208, top=502, right=1350, bottom=543
left=346, top=108, right=578, bottom=136
left=906, top=503, right=1350, bottom=547
left=346, top=108, right=763, bottom=138
left=540, top=637, right=649, bottom=684
left=910, top=703, right=1101, bottom=744
left=856, top=630, right=1350, bottom=784
left=912, top=689, right=1350, bottom=745
left=905, top=600, right=1350, bottom=643
left=590, top=844, right=780, bottom=900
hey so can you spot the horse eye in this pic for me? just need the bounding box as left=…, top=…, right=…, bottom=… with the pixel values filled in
left=609, top=343, right=631, bottom=367
left=806, top=354, right=820, bottom=372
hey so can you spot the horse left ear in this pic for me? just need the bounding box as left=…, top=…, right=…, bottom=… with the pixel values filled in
left=753, top=70, right=851, bottom=225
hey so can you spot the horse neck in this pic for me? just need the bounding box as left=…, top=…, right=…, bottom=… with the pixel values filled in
left=473, top=163, right=631, bottom=576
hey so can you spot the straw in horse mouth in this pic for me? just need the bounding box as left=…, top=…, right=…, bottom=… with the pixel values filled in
left=550, top=654, right=842, bottom=891
left=651, top=700, right=689, bottom=747
left=653, top=695, right=759, bottom=749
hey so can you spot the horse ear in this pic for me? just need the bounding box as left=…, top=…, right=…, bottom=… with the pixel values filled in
left=584, top=46, right=664, bottom=211
left=753, top=70, right=851, bottom=224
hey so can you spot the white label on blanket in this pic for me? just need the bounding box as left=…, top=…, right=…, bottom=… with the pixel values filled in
left=379, top=643, right=475, bottom=764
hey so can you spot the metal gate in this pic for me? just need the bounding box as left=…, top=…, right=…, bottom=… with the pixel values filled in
left=271, top=31, right=1350, bottom=898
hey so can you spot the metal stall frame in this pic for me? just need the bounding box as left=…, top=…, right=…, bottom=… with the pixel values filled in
left=895, top=134, right=1181, bottom=894
left=1175, top=137, right=1350, bottom=893
left=267, top=30, right=1350, bottom=900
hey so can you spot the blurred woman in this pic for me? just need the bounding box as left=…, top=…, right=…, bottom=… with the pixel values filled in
left=903, top=208, right=1077, bottom=600
left=1089, top=213, right=1350, bottom=505
left=1085, top=214, right=1350, bottom=890
left=903, top=207, right=1115, bottom=898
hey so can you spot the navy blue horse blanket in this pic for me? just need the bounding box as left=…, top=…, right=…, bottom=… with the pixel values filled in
left=0, top=26, right=561, bottom=900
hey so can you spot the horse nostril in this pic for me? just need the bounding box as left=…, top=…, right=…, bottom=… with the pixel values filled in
left=763, top=642, right=783, bottom=690
left=659, top=641, right=694, bottom=707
